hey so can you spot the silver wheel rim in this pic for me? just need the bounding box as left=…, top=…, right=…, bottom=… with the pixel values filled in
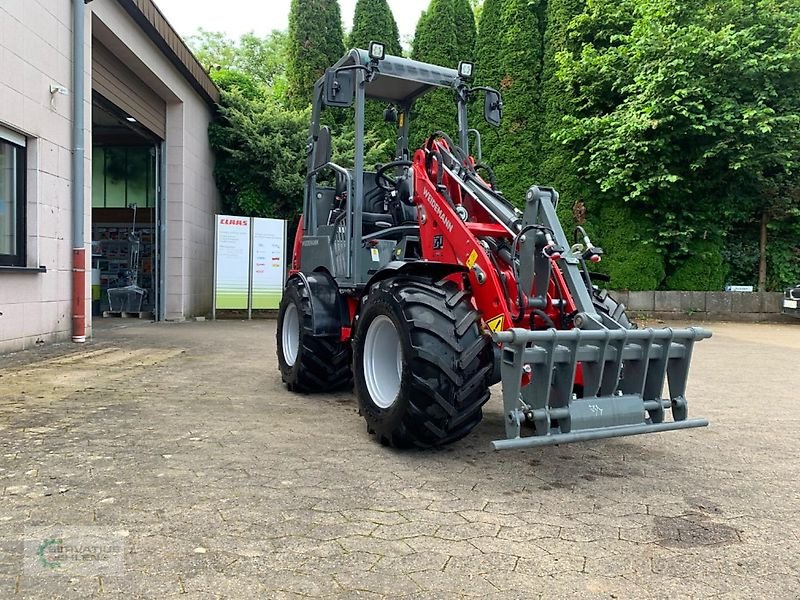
left=363, top=315, right=403, bottom=409
left=282, top=303, right=300, bottom=367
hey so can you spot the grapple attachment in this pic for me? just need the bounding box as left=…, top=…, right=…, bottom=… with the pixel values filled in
left=491, top=325, right=712, bottom=450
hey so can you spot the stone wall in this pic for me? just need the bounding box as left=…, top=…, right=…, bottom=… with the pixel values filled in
left=612, top=290, right=791, bottom=322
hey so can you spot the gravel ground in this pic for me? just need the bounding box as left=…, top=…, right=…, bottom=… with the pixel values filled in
left=0, top=318, right=798, bottom=599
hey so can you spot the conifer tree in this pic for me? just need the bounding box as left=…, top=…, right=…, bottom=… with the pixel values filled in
left=410, top=0, right=476, bottom=145
left=474, top=0, right=543, bottom=204
left=287, top=0, right=345, bottom=109
left=539, top=0, right=586, bottom=213
left=348, top=0, right=404, bottom=145
left=453, top=0, right=477, bottom=60
left=348, top=0, right=402, bottom=56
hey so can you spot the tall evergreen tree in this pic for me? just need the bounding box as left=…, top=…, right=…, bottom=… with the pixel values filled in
left=287, top=0, right=345, bottom=109
left=453, top=0, right=477, bottom=60
left=410, top=0, right=476, bottom=145
left=348, top=0, right=402, bottom=55
left=539, top=0, right=587, bottom=228
left=348, top=0, right=404, bottom=145
left=474, top=0, right=544, bottom=204
left=539, top=0, right=585, bottom=188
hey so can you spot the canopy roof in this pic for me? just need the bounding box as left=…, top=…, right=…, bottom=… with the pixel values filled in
left=331, top=49, right=462, bottom=104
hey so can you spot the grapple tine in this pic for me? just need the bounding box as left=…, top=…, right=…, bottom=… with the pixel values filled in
left=491, top=326, right=712, bottom=450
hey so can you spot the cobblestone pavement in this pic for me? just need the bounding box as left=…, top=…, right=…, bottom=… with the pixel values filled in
left=0, top=319, right=798, bottom=599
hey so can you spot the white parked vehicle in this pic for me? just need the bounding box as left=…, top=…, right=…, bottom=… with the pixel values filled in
left=783, top=285, right=800, bottom=318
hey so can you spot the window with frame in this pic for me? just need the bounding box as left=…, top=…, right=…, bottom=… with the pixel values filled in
left=0, top=130, right=26, bottom=267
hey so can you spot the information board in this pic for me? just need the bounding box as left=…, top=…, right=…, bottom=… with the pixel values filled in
left=250, top=218, right=286, bottom=309
left=214, top=215, right=251, bottom=309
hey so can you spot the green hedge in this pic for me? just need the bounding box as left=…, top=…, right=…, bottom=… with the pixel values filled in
left=588, top=202, right=665, bottom=291
left=665, top=238, right=728, bottom=291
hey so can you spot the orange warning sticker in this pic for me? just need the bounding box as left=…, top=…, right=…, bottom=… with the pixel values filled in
left=466, top=249, right=479, bottom=269
left=487, top=314, right=504, bottom=333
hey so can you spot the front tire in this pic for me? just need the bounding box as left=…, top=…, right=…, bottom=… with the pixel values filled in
left=353, top=276, right=493, bottom=448
left=277, top=277, right=352, bottom=393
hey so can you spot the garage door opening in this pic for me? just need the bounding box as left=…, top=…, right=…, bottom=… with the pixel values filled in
left=91, top=93, right=163, bottom=320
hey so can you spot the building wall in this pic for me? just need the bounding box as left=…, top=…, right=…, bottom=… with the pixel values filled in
left=0, top=0, right=92, bottom=354
left=0, top=0, right=219, bottom=353
left=91, top=1, right=220, bottom=321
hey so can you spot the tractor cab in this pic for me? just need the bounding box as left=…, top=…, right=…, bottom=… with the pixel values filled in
left=298, top=43, right=502, bottom=285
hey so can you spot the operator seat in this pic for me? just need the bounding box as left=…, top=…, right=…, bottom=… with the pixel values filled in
left=333, top=168, right=419, bottom=237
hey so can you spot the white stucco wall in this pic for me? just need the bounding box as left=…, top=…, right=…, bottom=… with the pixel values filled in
left=0, top=0, right=219, bottom=353
left=0, top=0, right=91, bottom=354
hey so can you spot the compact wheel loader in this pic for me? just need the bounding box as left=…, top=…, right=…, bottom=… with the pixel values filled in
left=276, top=44, right=711, bottom=450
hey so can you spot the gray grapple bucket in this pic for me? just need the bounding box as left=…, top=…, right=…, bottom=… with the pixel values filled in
left=491, top=326, right=712, bottom=450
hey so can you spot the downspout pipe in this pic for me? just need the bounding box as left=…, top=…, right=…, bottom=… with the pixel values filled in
left=71, top=0, right=87, bottom=342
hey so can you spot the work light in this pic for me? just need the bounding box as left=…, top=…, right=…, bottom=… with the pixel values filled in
left=369, top=41, right=385, bottom=62
left=458, top=61, right=474, bottom=80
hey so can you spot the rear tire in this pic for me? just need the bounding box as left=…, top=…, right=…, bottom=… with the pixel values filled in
left=277, top=277, right=352, bottom=393
left=592, top=287, right=635, bottom=329
left=353, top=276, right=493, bottom=448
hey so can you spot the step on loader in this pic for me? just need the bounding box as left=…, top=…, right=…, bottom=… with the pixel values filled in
left=276, top=43, right=711, bottom=450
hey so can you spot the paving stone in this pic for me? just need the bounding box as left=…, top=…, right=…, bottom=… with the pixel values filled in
left=342, top=509, right=410, bottom=526
left=333, top=571, right=420, bottom=596
left=444, top=552, right=519, bottom=575
left=431, top=522, right=500, bottom=541
left=496, top=524, right=561, bottom=542
left=406, top=536, right=483, bottom=557
left=0, top=320, right=797, bottom=599
left=410, top=569, right=499, bottom=597
left=371, top=521, right=440, bottom=541
left=371, top=551, right=450, bottom=574
left=338, top=535, right=415, bottom=557
left=515, top=553, right=585, bottom=577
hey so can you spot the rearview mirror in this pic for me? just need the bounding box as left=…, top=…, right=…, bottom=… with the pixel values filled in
left=324, top=68, right=354, bottom=107
left=314, top=126, right=332, bottom=170
left=484, top=89, right=502, bottom=127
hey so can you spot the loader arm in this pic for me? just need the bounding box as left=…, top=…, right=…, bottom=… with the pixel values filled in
left=411, top=135, right=711, bottom=450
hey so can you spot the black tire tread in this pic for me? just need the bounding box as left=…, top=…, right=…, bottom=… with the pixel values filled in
left=592, top=287, right=635, bottom=329
left=277, top=278, right=352, bottom=393
left=355, top=276, right=492, bottom=449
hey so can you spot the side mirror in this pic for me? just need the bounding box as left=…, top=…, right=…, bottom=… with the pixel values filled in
left=484, top=89, right=502, bottom=127
left=324, top=68, right=354, bottom=107
left=314, top=126, right=332, bottom=170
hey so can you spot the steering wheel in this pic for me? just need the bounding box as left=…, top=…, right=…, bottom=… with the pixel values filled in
left=375, top=160, right=413, bottom=195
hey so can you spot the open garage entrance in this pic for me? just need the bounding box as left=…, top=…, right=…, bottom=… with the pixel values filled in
left=91, top=94, right=163, bottom=320
left=91, top=35, right=166, bottom=321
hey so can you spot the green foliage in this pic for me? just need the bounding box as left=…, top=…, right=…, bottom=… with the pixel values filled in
left=209, top=74, right=308, bottom=219
left=209, top=69, right=264, bottom=101
left=470, top=0, right=485, bottom=25
left=589, top=202, right=665, bottom=290
left=539, top=0, right=587, bottom=212
left=348, top=0, right=402, bottom=55
left=557, top=0, right=800, bottom=290
left=330, top=126, right=396, bottom=170
left=199, top=0, right=800, bottom=292
left=348, top=0, right=404, bottom=144
left=186, top=29, right=289, bottom=101
left=410, top=0, right=476, bottom=145
left=474, top=0, right=543, bottom=205
left=186, top=29, right=236, bottom=69
left=287, top=0, right=345, bottom=109
left=453, top=0, right=477, bottom=60
left=766, top=218, right=800, bottom=289
left=665, top=238, right=728, bottom=291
